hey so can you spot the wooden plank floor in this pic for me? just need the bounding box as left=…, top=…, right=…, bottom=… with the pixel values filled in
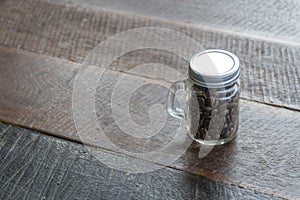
left=47, top=0, right=300, bottom=44
left=0, top=123, right=281, bottom=200
left=1, top=0, right=300, bottom=110
left=1, top=45, right=299, bottom=199
left=0, top=0, right=300, bottom=199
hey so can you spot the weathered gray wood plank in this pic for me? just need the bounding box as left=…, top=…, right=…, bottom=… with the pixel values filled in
left=1, top=0, right=300, bottom=110
left=46, top=0, right=300, bottom=44
left=177, top=100, right=300, bottom=199
left=0, top=123, right=281, bottom=200
left=0, top=46, right=299, bottom=199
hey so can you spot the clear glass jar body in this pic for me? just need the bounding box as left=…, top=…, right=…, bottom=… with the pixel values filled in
left=167, top=78, right=240, bottom=146
left=186, top=78, right=240, bottom=145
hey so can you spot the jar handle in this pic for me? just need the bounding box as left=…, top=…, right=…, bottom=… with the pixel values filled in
left=167, top=80, right=186, bottom=119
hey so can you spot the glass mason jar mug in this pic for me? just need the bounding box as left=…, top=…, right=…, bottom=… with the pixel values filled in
left=167, top=50, right=241, bottom=145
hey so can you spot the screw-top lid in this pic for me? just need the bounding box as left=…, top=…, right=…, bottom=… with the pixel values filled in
left=189, top=49, right=240, bottom=88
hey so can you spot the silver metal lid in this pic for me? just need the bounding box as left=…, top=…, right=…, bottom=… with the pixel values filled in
left=189, top=49, right=240, bottom=88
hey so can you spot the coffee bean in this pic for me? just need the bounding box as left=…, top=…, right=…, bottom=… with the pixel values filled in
left=226, top=114, right=232, bottom=122
left=221, top=129, right=231, bottom=138
left=223, top=122, right=228, bottom=129
left=205, top=99, right=212, bottom=107
left=203, top=106, right=212, bottom=114
left=203, top=118, right=210, bottom=129
left=225, top=109, right=230, bottom=116
left=200, top=128, right=207, bottom=138
left=198, top=97, right=205, bottom=109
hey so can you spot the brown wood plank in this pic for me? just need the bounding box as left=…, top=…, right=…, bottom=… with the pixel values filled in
left=1, top=0, right=300, bottom=110
left=0, top=122, right=281, bottom=200
left=47, top=0, right=300, bottom=44
left=0, top=46, right=299, bottom=199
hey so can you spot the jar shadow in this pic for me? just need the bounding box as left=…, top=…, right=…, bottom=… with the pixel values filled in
left=179, top=138, right=238, bottom=180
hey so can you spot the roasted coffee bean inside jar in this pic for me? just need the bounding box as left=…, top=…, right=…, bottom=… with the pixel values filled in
left=187, top=81, right=240, bottom=144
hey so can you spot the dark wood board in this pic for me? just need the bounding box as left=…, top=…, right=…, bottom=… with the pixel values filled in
left=1, top=0, right=300, bottom=110
left=0, top=46, right=299, bottom=199
left=48, top=0, right=300, bottom=44
left=0, top=122, right=282, bottom=200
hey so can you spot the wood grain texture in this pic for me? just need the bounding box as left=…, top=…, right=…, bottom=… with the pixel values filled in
left=0, top=46, right=299, bottom=199
left=46, top=0, right=300, bottom=44
left=1, top=0, right=300, bottom=110
left=0, top=123, right=281, bottom=200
